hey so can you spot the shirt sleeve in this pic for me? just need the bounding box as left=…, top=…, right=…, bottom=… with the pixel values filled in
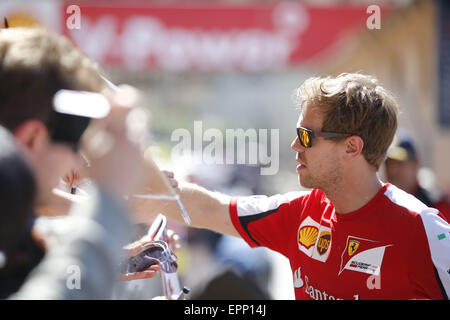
left=229, top=191, right=309, bottom=257
left=417, top=208, right=450, bottom=299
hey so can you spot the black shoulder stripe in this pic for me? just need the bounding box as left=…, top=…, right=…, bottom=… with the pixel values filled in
left=238, top=206, right=281, bottom=247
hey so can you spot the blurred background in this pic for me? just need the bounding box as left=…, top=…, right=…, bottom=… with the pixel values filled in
left=2, top=0, right=449, bottom=299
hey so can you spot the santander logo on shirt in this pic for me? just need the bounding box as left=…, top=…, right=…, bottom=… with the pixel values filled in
left=293, top=266, right=361, bottom=300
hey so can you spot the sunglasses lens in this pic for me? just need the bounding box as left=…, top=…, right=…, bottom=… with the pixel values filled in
left=298, top=129, right=310, bottom=148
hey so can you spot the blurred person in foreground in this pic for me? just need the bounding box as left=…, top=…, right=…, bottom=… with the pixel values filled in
left=385, top=131, right=450, bottom=221
left=0, top=27, right=157, bottom=299
left=0, top=126, right=40, bottom=298
left=135, top=73, right=450, bottom=300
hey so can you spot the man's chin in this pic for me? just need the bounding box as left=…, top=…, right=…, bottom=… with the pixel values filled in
left=298, top=175, right=314, bottom=189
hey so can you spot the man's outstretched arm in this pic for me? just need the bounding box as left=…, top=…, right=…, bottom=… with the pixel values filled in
left=44, top=170, right=242, bottom=238
left=130, top=176, right=240, bottom=238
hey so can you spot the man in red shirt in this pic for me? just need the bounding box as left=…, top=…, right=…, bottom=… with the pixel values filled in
left=137, top=73, right=450, bottom=300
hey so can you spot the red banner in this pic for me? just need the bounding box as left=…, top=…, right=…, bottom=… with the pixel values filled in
left=62, top=2, right=385, bottom=72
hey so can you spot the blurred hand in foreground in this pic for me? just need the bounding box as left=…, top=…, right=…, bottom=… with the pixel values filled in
left=80, top=85, right=149, bottom=199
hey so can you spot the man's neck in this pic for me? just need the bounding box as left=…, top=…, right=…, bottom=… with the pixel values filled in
left=324, top=172, right=383, bottom=214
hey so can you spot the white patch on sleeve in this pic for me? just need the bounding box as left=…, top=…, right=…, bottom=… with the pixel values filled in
left=419, top=210, right=450, bottom=297
left=384, top=184, right=450, bottom=297
left=236, top=191, right=309, bottom=217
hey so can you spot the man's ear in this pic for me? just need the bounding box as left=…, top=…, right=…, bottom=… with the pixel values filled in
left=13, top=120, right=49, bottom=154
left=344, top=135, right=364, bottom=160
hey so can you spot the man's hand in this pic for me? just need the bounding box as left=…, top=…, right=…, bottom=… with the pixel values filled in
left=118, top=265, right=160, bottom=282
left=118, top=228, right=181, bottom=282
left=128, top=170, right=239, bottom=237
left=119, top=235, right=160, bottom=282
left=162, top=170, right=180, bottom=193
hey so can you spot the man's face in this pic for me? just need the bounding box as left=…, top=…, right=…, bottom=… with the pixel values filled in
left=291, top=104, right=344, bottom=192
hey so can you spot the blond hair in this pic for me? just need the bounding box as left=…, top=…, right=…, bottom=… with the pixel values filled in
left=296, top=73, right=398, bottom=169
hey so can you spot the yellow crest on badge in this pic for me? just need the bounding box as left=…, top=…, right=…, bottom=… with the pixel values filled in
left=348, top=240, right=360, bottom=256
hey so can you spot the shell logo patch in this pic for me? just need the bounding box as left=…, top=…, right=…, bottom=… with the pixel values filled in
left=299, top=226, right=318, bottom=249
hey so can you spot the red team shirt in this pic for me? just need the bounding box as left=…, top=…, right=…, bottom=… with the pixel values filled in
left=229, top=183, right=450, bottom=300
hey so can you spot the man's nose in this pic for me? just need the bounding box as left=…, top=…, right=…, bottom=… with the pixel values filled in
left=291, top=136, right=305, bottom=153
